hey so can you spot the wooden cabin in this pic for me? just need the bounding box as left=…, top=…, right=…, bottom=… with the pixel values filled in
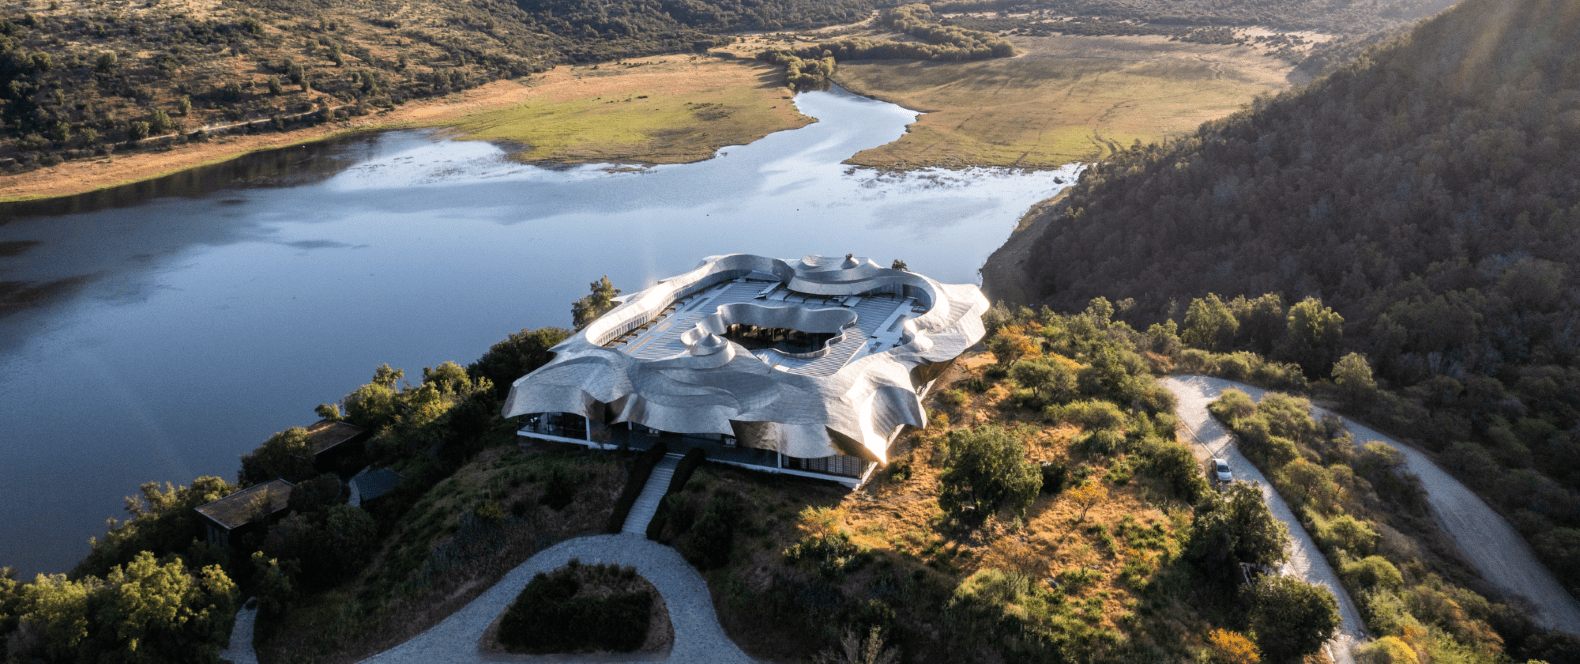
left=193, top=479, right=294, bottom=548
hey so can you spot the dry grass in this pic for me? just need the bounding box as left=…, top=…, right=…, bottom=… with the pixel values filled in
left=832, top=32, right=1298, bottom=169
left=667, top=350, right=1214, bottom=662
left=452, top=52, right=810, bottom=165
left=255, top=441, right=624, bottom=664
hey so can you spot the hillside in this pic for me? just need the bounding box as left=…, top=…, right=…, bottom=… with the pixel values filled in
left=0, top=0, right=890, bottom=174
left=984, top=0, right=1580, bottom=604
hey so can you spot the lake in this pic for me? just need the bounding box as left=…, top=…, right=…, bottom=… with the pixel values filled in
left=0, top=85, right=1080, bottom=576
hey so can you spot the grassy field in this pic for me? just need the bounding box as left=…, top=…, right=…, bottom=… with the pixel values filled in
left=834, top=33, right=1298, bottom=169
left=453, top=52, right=811, bottom=165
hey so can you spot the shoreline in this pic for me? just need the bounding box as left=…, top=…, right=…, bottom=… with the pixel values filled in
left=0, top=80, right=541, bottom=204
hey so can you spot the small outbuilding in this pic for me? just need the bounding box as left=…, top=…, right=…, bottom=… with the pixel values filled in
left=194, top=479, right=294, bottom=548
left=302, top=419, right=370, bottom=473
left=350, top=468, right=403, bottom=506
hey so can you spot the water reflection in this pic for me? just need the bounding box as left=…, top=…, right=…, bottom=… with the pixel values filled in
left=0, top=133, right=385, bottom=222
left=0, top=85, right=1081, bottom=575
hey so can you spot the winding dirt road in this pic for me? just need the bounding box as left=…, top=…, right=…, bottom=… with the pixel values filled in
left=1164, top=376, right=1365, bottom=664
left=1167, top=375, right=1580, bottom=636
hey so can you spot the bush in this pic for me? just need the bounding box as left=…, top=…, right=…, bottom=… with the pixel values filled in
left=1341, top=555, right=1403, bottom=592
left=1075, top=428, right=1127, bottom=456
left=1355, top=636, right=1418, bottom=664
left=1049, top=399, right=1127, bottom=431
left=683, top=493, right=740, bottom=569
left=1039, top=461, right=1068, bottom=494
left=497, top=566, right=651, bottom=654
left=1149, top=442, right=1209, bottom=504
left=1246, top=575, right=1341, bottom=663
left=539, top=465, right=579, bottom=510
left=1188, top=483, right=1289, bottom=584
left=938, top=425, right=1042, bottom=519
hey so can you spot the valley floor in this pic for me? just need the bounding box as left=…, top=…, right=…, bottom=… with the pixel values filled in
left=834, top=32, right=1301, bottom=170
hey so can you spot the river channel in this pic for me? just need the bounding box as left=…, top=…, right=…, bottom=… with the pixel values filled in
left=0, top=85, right=1080, bottom=575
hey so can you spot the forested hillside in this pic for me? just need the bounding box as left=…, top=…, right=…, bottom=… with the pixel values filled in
left=985, top=0, right=1580, bottom=597
left=0, top=0, right=890, bottom=172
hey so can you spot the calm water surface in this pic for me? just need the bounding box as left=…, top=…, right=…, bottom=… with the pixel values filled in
left=0, top=86, right=1080, bottom=575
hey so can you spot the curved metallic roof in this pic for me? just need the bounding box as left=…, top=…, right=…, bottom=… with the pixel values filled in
left=501, top=254, right=988, bottom=463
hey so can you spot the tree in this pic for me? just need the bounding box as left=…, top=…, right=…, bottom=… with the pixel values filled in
left=1246, top=575, right=1340, bottom=663
left=268, top=75, right=283, bottom=95
left=286, top=473, right=346, bottom=515
left=20, top=553, right=236, bottom=664
left=987, top=324, right=1041, bottom=367
left=890, top=259, right=908, bottom=271
left=1331, top=352, right=1376, bottom=408
left=249, top=552, right=297, bottom=619
left=469, top=327, right=573, bottom=399
left=238, top=427, right=315, bottom=485
left=1182, top=294, right=1239, bottom=352
left=938, top=425, right=1042, bottom=519
left=1281, top=297, right=1344, bottom=376
left=571, top=276, right=620, bottom=329
left=1151, top=442, right=1210, bottom=504
left=94, top=552, right=237, bottom=663
left=128, top=121, right=150, bottom=142
left=20, top=573, right=96, bottom=661
left=1188, top=482, right=1288, bottom=584
left=1067, top=479, right=1108, bottom=521
left=1228, top=293, right=1286, bottom=355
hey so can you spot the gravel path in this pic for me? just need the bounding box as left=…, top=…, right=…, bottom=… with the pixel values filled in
left=1163, top=376, right=1366, bottom=664
left=1167, top=375, right=1580, bottom=635
left=221, top=601, right=260, bottom=664
left=358, top=534, right=756, bottom=663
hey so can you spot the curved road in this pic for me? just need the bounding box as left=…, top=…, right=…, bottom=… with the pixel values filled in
left=1163, top=376, right=1366, bottom=664
left=1167, top=375, right=1580, bottom=636
left=355, top=534, right=755, bottom=664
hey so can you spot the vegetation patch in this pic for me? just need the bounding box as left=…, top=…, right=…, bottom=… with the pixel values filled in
left=451, top=53, right=808, bottom=165
left=1210, top=387, right=1547, bottom=664
left=485, top=561, right=669, bottom=655
left=834, top=31, right=1293, bottom=169
left=636, top=303, right=1343, bottom=663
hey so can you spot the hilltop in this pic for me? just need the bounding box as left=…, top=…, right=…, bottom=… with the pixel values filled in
left=984, top=0, right=1580, bottom=624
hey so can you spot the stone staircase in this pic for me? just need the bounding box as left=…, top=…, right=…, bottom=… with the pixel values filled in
left=621, top=454, right=680, bottom=535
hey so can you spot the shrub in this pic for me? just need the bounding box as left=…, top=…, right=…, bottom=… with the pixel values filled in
left=1341, top=555, right=1403, bottom=592
left=938, top=425, right=1042, bottom=519
left=497, top=566, right=651, bottom=653
left=539, top=465, right=578, bottom=510
left=1075, top=428, right=1126, bottom=456
left=683, top=493, right=740, bottom=569
left=1246, top=575, right=1341, bottom=663
left=1149, top=441, right=1209, bottom=504
left=1207, top=628, right=1261, bottom=664
left=1048, top=399, right=1126, bottom=430
left=1355, top=636, right=1418, bottom=664
left=1188, top=483, right=1289, bottom=584
left=1039, top=461, right=1068, bottom=494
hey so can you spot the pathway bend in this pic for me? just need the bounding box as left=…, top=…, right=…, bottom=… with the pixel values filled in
left=1167, top=375, right=1580, bottom=636
left=358, top=534, right=756, bottom=663
left=1163, top=376, right=1366, bottom=664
